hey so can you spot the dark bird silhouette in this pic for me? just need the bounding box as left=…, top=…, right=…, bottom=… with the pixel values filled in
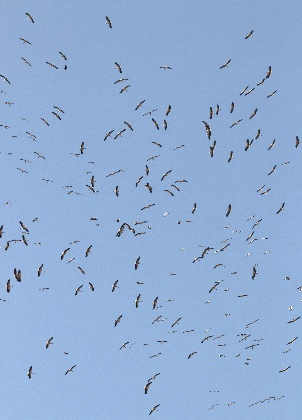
left=149, top=404, right=160, bottom=415
left=115, top=62, right=122, bottom=73
left=65, top=365, right=76, bottom=375
left=245, top=30, right=253, bottom=39
left=25, top=13, right=34, bottom=23
left=276, top=203, right=285, bottom=214
left=106, top=16, right=112, bottom=28
left=220, top=59, right=231, bottom=69
left=114, top=315, right=122, bottom=327
left=46, top=337, right=53, bottom=349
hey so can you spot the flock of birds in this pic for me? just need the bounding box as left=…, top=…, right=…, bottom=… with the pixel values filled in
left=0, top=10, right=300, bottom=419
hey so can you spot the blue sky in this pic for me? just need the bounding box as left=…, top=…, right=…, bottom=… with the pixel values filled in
left=0, top=1, right=301, bottom=419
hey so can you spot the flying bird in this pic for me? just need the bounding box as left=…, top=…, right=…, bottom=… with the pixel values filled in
left=65, top=365, right=76, bottom=375
left=20, top=37, right=31, bottom=44
left=295, top=136, right=300, bottom=148
left=266, top=66, right=272, bottom=79
left=279, top=366, right=291, bottom=373
left=245, top=30, right=254, bottom=39
left=89, top=282, right=95, bottom=291
left=61, top=248, right=70, bottom=260
left=106, top=16, right=112, bottom=28
left=144, top=382, right=152, bottom=394
left=46, top=337, right=53, bottom=349
left=228, top=151, right=234, bottom=162
left=135, top=256, right=140, bottom=270
left=112, top=280, right=119, bottom=292
left=226, top=204, right=232, bottom=217
left=38, top=264, right=43, bottom=277
left=267, top=90, right=278, bottom=98
left=152, top=118, right=159, bottom=130
left=160, top=65, right=172, bottom=69
left=220, top=59, right=231, bottom=69
left=59, top=51, right=67, bottom=60
left=149, top=404, right=160, bottom=415
left=85, top=245, right=92, bottom=257
left=171, top=317, right=181, bottom=328
left=114, top=315, right=122, bottom=327
left=115, top=62, right=122, bottom=73
left=27, top=366, right=33, bottom=379
left=135, top=100, right=145, bottom=110
left=230, top=119, right=243, bottom=128
left=25, top=13, right=34, bottom=23
left=46, top=62, right=58, bottom=69
left=276, top=203, right=285, bottom=214
left=75, top=285, right=83, bottom=295
left=268, top=165, right=277, bottom=175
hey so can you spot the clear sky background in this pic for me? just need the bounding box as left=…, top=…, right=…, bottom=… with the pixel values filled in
left=0, top=1, right=301, bottom=419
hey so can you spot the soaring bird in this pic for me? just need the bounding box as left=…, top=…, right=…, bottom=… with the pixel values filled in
left=106, top=16, right=112, bottom=28
left=166, top=105, right=171, bottom=116
left=295, top=136, right=300, bottom=148
left=209, top=281, right=223, bottom=293
left=267, top=90, right=278, bottom=98
left=114, top=315, right=122, bottom=327
left=115, top=62, right=122, bottom=73
left=240, top=86, right=249, bottom=95
left=119, top=85, right=130, bottom=94
left=171, top=317, right=181, bottom=328
left=252, top=266, right=257, bottom=280
left=279, top=366, right=291, bottom=373
left=228, top=151, right=234, bottom=162
left=268, top=165, right=277, bottom=175
left=61, top=248, right=70, bottom=260
left=220, top=59, right=231, bottom=69
left=21, top=57, right=31, bottom=66
left=149, top=404, right=160, bottom=415
left=230, top=119, right=243, bottom=128
left=25, top=13, right=34, bottom=23
left=202, top=120, right=212, bottom=139
left=19, top=221, right=29, bottom=232
left=135, top=294, right=141, bottom=308
left=38, top=264, right=43, bottom=277
left=46, top=337, right=53, bottom=349
left=144, top=382, right=152, bottom=394
left=230, top=102, right=235, bottom=113
left=85, top=245, right=92, bottom=257
left=104, top=130, right=114, bottom=141
left=135, top=100, right=145, bottom=110
left=46, top=62, right=58, bottom=69
left=161, top=170, right=172, bottom=181
left=65, top=365, right=76, bottom=375
left=0, top=74, right=10, bottom=84
left=266, top=66, right=272, bottom=79
left=135, top=256, right=141, bottom=270
left=89, top=282, right=95, bottom=291
left=152, top=297, right=158, bottom=309
left=188, top=352, right=197, bottom=359
left=160, top=65, right=172, bottom=69
left=124, top=121, right=133, bottom=131
left=20, top=37, right=31, bottom=44
left=226, top=204, right=232, bottom=217
left=112, top=280, right=119, bottom=292
left=152, top=118, right=159, bottom=130
left=249, top=108, right=258, bottom=119
left=114, top=78, right=128, bottom=84
left=276, top=203, right=285, bottom=214
left=59, top=52, right=67, bottom=60
left=267, top=139, right=276, bottom=150
left=27, top=366, right=33, bottom=379
left=6, top=279, right=11, bottom=293
left=75, top=285, right=83, bottom=295
left=245, top=30, right=253, bottom=39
